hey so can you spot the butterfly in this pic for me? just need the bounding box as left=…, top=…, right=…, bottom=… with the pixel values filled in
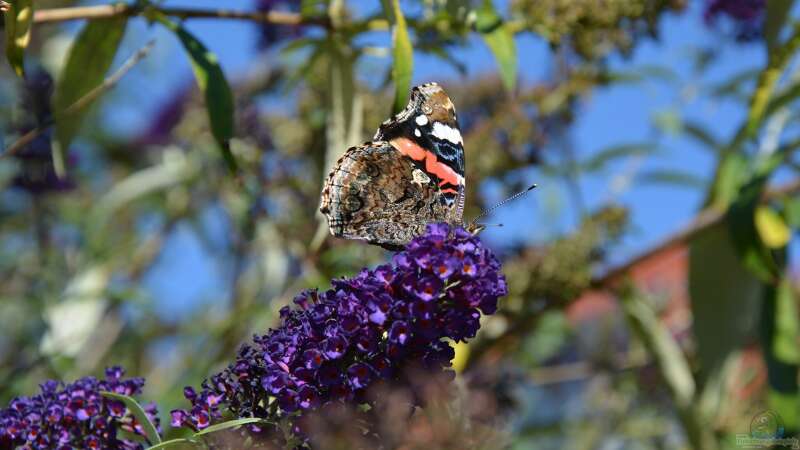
left=319, top=82, right=468, bottom=249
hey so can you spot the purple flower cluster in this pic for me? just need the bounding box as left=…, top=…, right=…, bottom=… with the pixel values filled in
left=704, top=0, right=765, bottom=41
left=171, top=224, right=507, bottom=439
left=0, top=367, right=160, bottom=450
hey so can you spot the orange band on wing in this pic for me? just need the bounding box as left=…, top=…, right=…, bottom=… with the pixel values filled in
left=389, top=137, right=463, bottom=189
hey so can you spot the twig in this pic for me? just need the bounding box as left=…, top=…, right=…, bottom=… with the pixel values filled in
left=33, top=4, right=330, bottom=28
left=2, top=40, right=156, bottom=159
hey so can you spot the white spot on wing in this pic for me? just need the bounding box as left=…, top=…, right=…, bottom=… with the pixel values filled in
left=412, top=169, right=431, bottom=185
left=414, top=128, right=421, bottom=137
left=415, top=115, right=429, bottom=126
left=431, top=122, right=463, bottom=145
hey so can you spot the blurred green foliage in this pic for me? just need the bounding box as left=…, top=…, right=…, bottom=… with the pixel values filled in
left=1, top=0, right=800, bottom=448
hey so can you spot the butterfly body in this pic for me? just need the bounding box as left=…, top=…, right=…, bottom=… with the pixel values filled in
left=320, top=83, right=466, bottom=249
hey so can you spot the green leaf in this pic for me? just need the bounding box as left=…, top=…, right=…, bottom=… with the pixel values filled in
left=621, top=292, right=695, bottom=406
left=728, top=180, right=780, bottom=282
left=579, top=143, right=657, bottom=172
left=727, top=151, right=785, bottom=282
left=4, top=0, right=33, bottom=77
left=636, top=169, right=707, bottom=189
left=383, top=0, right=414, bottom=113
left=193, top=418, right=270, bottom=437
left=707, top=152, right=749, bottom=210
left=474, top=0, right=516, bottom=93
left=689, top=221, right=764, bottom=383
left=765, top=0, right=795, bottom=51
left=761, top=278, right=800, bottom=432
left=101, top=391, right=161, bottom=445
left=156, top=15, right=237, bottom=173
left=53, top=16, right=127, bottom=177
left=145, top=438, right=196, bottom=450
left=784, top=196, right=800, bottom=228
left=755, top=206, right=792, bottom=249
left=682, top=120, right=720, bottom=152
left=774, top=276, right=800, bottom=364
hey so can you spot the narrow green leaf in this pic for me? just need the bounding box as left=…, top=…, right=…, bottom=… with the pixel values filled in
left=54, top=16, right=127, bottom=177
left=761, top=279, right=800, bottom=432
left=636, top=169, right=707, bottom=189
left=774, top=276, right=800, bottom=364
left=474, top=0, right=516, bottom=93
left=707, top=152, right=749, bottom=210
left=101, top=391, right=161, bottom=445
left=145, top=438, right=196, bottom=450
left=621, top=292, right=695, bottom=407
left=682, top=120, right=720, bottom=152
left=579, top=143, right=657, bottom=172
left=4, top=0, right=33, bottom=77
left=193, top=418, right=270, bottom=437
left=383, top=0, right=414, bottom=113
left=746, top=24, right=800, bottom=136
left=156, top=15, right=237, bottom=173
left=784, top=196, right=800, bottom=228
left=765, top=0, right=795, bottom=51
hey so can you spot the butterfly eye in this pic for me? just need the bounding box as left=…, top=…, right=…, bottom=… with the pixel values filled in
left=422, top=104, right=433, bottom=114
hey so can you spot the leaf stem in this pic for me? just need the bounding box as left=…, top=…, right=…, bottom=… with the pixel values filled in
left=1, top=40, right=155, bottom=159
left=33, top=3, right=330, bottom=28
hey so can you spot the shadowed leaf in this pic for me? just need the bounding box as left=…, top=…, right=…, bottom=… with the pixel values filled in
left=54, top=16, right=127, bottom=177
left=157, top=15, right=237, bottom=173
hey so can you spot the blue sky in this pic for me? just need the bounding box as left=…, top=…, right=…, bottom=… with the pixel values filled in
left=79, top=1, right=766, bottom=313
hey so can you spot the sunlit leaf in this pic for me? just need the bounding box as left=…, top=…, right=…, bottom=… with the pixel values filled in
left=755, top=206, right=791, bottom=249
left=101, top=391, right=161, bottom=445
left=4, top=0, right=33, bottom=77
left=145, top=438, right=195, bottom=450
left=383, top=0, right=414, bottom=113
left=193, top=417, right=270, bottom=436
left=473, top=0, right=516, bottom=92
left=54, top=16, right=128, bottom=177
left=706, top=152, right=748, bottom=210
left=746, top=24, right=800, bottom=135
left=156, top=15, right=237, bottom=173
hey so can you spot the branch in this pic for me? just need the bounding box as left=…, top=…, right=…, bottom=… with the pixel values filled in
left=33, top=4, right=330, bottom=28
left=2, top=40, right=156, bottom=159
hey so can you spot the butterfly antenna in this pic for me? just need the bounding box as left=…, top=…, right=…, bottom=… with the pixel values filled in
left=468, top=183, right=537, bottom=228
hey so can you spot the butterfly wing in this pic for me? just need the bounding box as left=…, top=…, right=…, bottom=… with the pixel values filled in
left=320, top=141, right=459, bottom=249
left=319, top=82, right=466, bottom=248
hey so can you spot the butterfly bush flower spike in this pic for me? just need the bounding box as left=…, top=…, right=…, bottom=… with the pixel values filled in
left=0, top=367, right=160, bottom=450
left=171, top=223, right=507, bottom=441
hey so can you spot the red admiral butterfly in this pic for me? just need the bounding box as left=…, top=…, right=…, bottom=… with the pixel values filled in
left=320, top=82, right=535, bottom=249
left=320, top=82, right=467, bottom=249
